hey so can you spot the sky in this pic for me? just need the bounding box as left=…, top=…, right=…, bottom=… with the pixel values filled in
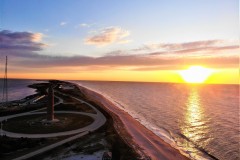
left=0, top=0, right=239, bottom=84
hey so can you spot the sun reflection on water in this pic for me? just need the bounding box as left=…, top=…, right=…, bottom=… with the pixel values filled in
left=181, top=88, right=210, bottom=152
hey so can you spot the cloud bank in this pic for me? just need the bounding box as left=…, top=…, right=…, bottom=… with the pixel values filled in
left=1, top=30, right=238, bottom=71
left=134, top=40, right=239, bottom=55
left=13, top=50, right=238, bottom=70
left=0, top=30, right=47, bottom=57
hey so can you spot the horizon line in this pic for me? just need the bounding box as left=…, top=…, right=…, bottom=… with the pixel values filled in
left=3, top=77, right=239, bottom=85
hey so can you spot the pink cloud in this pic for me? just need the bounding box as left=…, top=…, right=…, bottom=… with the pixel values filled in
left=84, top=26, right=130, bottom=46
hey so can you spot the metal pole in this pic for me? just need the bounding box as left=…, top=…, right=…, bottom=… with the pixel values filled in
left=2, top=56, right=8, bottom=107
left=5, top=56, right=8, bottom=106
left=0, top=121, right=2, bottom=136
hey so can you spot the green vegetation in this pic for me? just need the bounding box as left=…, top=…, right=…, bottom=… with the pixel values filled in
left=0, top=136, right=46, bottom=158
left=3, top=113, right=94, bottom=134
left=54, top=92, right=76, bottom=103
left=28, top=83, right=49, bottom=95
left=54, top=90, right=96, bottom=114
left=37, top=117, right=140, bottom=160
left=0, top=103, right=46, bottom=116
left=55, top=103, right=96, bottom=114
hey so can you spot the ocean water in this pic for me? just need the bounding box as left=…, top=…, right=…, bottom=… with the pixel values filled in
left=74, top=81, right=239, bottom=160
left=0, top=79, right=37, bottom=101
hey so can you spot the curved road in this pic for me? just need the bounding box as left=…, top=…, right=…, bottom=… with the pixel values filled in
left=1, top=111, right=105, bottom=138
left=0, top=95, right=63, bottom=122
left=0, top=90, right=106, bottom=160
left=0, top=93, right=106, bottom=138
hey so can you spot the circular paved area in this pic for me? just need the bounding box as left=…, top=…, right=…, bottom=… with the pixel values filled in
left=0, top=93, right=106, bottom=138
left=2, top=111, right=94, bottom=135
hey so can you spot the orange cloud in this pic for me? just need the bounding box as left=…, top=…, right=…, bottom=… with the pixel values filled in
left=31, top=32, right=43, bottom=42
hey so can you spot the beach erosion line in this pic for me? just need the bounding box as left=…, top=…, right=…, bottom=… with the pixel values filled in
left=73, top=82, right=190, bottom=160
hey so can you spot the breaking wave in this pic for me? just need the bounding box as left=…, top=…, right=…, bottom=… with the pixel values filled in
left=74, top=82, right=219, bottom=160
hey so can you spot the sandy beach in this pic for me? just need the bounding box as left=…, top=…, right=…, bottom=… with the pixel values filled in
left=77, top=84, right=190, bottom=160
left=0, top=80, right=139, bottom=160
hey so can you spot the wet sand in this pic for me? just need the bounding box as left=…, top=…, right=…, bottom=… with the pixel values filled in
left=77, top=84, right=189, bottom=160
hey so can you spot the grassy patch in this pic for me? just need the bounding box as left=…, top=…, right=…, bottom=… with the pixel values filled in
left=55, top=103, right=96, bottom=114
left=3, top=113, right=94, bottom=134
left=0, top=135, right=70, bottom=160
left=54, top=92, right=76, bottom=103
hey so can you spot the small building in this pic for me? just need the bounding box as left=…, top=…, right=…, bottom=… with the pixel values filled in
left=102, top=152, right=112, bottom=160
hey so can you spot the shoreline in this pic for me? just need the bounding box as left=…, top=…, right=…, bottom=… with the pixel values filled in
left=74, top=82, right=190, bottom=160
left=1, top=80, right=190, bottom=159
left=1, top=80, right=139, bottom=160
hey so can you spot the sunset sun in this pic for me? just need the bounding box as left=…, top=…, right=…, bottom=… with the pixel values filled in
left=179, top=66, right=213, bottom=83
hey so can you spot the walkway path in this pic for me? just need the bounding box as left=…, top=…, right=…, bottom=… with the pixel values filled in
left=1, top=111, right=104, bottom=138
left=0, top=90, right=106, bottom=160
left=0, top=93, right=106, bottom=138
left=0, top=95, right=63, bottom=122
left=13, top=132, right=88, bottom=160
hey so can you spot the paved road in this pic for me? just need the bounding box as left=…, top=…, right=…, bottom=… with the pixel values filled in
left=13, top=132, right=89, bottom=160
left=0, top=90, right=106, bottom=160
left=1, top=111, right=104, bottom=138
left=0, top=95, right=63, bottom=122
left=0, top=93, right=106, bottom=138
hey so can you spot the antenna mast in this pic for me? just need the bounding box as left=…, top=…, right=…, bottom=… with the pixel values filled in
left=2, top=56, right=8, bottom=107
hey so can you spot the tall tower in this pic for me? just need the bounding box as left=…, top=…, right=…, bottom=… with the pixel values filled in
left=47, top=85, right=54, bottom=121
